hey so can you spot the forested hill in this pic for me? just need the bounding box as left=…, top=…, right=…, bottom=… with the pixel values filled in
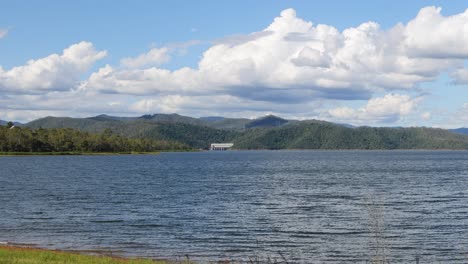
left=234, top=122, right=468, bottom=149
left=0, top=126, right=189, bottom=153
left=20, top=114, right=468, bottom=150
left=26, top=116, right=236, bottom=149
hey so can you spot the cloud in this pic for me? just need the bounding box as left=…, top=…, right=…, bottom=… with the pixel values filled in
left=421, top=112, right=431, bottom=121
left=82, top=6, right=468, bottom=104
left=456, top=103, right=468, bottom=123
left=404, top=6, right=468, bottom=59
left=328, top=94, right=420, bottom=124
left=121, top=47, right=170, bottom=68
left=0, top=28, right=8, bottom=39
left=0, top=41, right=106, bottom=93
left=82, top=64, right=205, bottom=95
left=434, top=103, right=468, bottom=128
left=128, top=94, right=325, bottom=118
left=452, top=68, right=468, bottom=84
left=0, top=89, right=323, bottom=122
left=4, top=6, right=468, bottom=126
left=213, top=31, right=274, bottom=46
left=291, top=46, right=331, bottom=68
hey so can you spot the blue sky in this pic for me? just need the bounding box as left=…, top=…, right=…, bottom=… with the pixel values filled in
left=1, top=1, right=468, bottom=127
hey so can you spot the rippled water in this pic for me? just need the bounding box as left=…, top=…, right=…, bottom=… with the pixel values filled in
left=0, top=150, right=467, bottom=263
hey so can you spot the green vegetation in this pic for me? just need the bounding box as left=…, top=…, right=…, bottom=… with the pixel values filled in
left=0, top=126, right=190, bottom=153
left=137, top=123, right=237, bottom=149
left=0, top=246, right=166, bottom=264
left=26, top=117, right=237, bottom=150
left=234, top=122, right=468, bottom=149
left=17, top=114, right=468, bottom=150
left=244, top=115, right=288, bottom=129
left=0, top=246, right=288, bottom=264
left=0, top=152, right=162, bottom=156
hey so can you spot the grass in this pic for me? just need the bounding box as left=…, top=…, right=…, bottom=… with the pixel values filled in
left=0, top=246, right=294, bottom=264
left=0, top=246, right=170, bottom=264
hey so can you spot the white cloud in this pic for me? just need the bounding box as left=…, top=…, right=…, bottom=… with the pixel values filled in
left=291, top=47, right=331, bottom=68
left=121, top=47, right=170, bottom=68
left=404, top=6, right=468, bottom=59
left=82, top=64, right=205, bottom=95
left=0, top=28, right=8, bottom=39
left=128, top=94, right=322, bottom=116
left=452, top=68, right=468, bottom=84
left=83, top=6, right=468, bottom=103
left=421, top=112, right=431, bottom=121
left=4, top=6, right=468, bottom=126
left=328, top=94, right=420, bottom=124
left=0, top=41, right=106, bottom=93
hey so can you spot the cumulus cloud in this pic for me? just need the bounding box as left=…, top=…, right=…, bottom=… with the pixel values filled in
left=4, top=6, right=468, bottom=126
left=128, top=94, right=325, bottom=119
left=213, top=31, right=273, bottom=46
left=0, top=28, right=8, bottom=39
left=291, top=47, right=331, bottom=68
left=0, top=41, right=106, bottom=93
left=82, top=64, right=205, bottom=95
left=0, top=88, right=140, bottom=123
left=82, top=6, right=468, bottom=103
left=121, top=47, right=170, bottom=68
left=404, top=6, right=468, bottom=59
left=328, top=94, right=420, bottom=124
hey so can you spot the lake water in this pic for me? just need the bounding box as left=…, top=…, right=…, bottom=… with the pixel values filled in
left=0, top=150, right=467, bottom=263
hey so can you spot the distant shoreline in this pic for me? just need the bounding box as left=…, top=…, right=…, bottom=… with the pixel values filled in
left=0, top=151, right=163, bottom=156
left=1, top=149, right=468, bottom=156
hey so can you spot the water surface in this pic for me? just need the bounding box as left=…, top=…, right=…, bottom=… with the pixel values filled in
left=0, top=150, right=467, bottom=262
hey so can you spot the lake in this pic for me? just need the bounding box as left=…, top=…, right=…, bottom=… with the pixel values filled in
left=0, top=150, right=467, bottom=263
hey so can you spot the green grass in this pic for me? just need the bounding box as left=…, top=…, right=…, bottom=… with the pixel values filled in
left=0, top=246, right=168, bottom=264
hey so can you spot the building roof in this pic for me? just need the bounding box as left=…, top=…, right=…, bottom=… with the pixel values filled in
left=210, top=143, right=234, bottom=147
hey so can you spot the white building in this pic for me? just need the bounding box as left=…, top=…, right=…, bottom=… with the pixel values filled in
left=210, top=143, right=234, bottom=151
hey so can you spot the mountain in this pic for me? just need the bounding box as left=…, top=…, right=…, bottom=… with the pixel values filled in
left=205, top=117, right=251, bottom=130
left=23, top=114, right=468, bottom=150
left=87, top=114, right=136, bottom=122
left=199, top=116, right=225, bottom=122
left=26, top=116, right=235, bottom=149
left=450, top=128, right=468, bottom=135
left=0, top=120, right=23, bottom=126
left=138, top=114, right=250, bottom=130
left=234, top=122, right=468, bottom=150
left=336, top=123, right=356, bottom=128
left=26, top=116, right=121, bottom=132
left=136, top=122, right=237, bottom=149
left=245, top=115, right=288, bottom=129
left=139, top=113, right=205, bottom=126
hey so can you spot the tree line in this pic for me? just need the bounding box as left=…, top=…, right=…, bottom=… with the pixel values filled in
left=0, top=124, right=190, bottom=153
left=233, top=122, right=468, bottom=150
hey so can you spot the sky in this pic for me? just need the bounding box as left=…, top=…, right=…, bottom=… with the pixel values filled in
left=1, top=1, right=468, bottom=128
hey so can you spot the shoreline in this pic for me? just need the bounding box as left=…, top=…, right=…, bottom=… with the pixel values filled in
left=0, top=244, right=172, bottom=263
left=0, top=150, right=203, bottom=156
left=0, top=151, right=160, bottom=156
left=1, top=148, right=468, bottom=156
